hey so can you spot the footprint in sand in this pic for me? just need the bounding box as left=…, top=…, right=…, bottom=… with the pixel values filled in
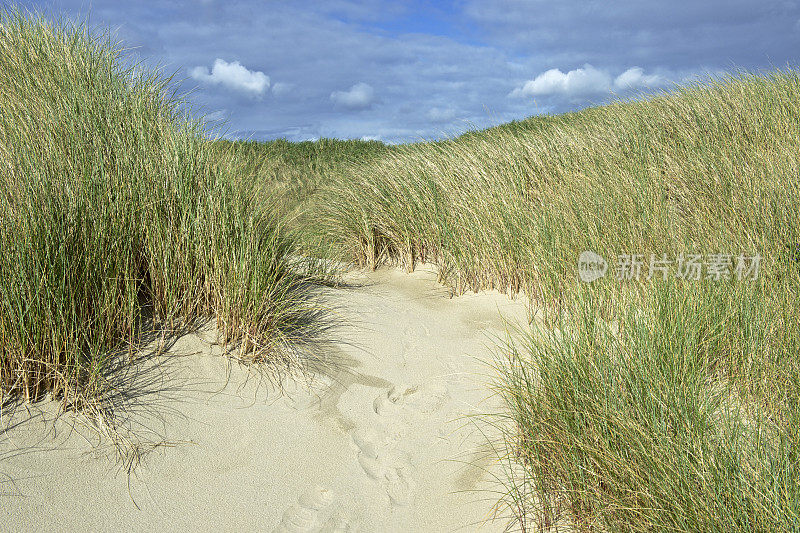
left=372, top=383, right=413, bottom=416
left=352, top=380, right=455, bottom=509
left=384, top=466, right=415, bottom=506
left=351, top=426, right=416, bottom=507
left=352, top=426, right=395, bottom=479
left=373, top=382, right=450, bottom=417
left=402, top=323, right=430, bottom=337
left=273, top=485, right=355, bottom=533
left=401, top=324, right=431, bottom=354
left=319, top=512, right=357, bottom=533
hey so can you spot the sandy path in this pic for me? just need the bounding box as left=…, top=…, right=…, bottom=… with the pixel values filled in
left=0, top=266, right=529, bottom=532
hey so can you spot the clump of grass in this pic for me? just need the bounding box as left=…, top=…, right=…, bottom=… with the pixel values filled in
left=312, top=69, right=800, bottom=529
left=494, top=279, right=800, bottom=531
left=0, top=10, right=329, bottom=408
left=207, top=137, right=396, bottom=265
left=315, top=71, right=799, bottom=300
left=209, top=138, right=395, bottom=221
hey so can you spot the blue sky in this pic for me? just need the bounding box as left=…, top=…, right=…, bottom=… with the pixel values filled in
left=10, top=0, right=800, bottom=143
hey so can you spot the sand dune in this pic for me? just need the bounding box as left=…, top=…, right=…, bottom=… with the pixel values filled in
left=0, top=266, right=529, bottom=532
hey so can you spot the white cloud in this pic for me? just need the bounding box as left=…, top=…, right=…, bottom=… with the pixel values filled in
left=614, top=67, right=665, bottom=89
left=270, top=82, right=294, bottom=96
left=330, top=82, right=375, bottom=110
left=510, top=64, right=666, bottom=98
left=427, top=107, right=457, bottom=123
left=190, top=59, right=270, bottom=95
left=509, top=64, right=611, bottom=98
left=360, top=135, right=381, bottom=141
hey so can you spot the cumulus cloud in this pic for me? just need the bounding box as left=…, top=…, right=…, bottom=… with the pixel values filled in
left=190, top=59, right=270, bottom=95
left=330, top=82, right=375, bottom=110
left=614, top=67, right=665, bottom=89
left=510, top=64, right=666, bottom=98
left=509, top=64, right=611, bottom=98
left=31, top=0, right=800, bottom=143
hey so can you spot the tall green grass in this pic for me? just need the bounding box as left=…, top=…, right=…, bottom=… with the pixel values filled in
left=494, top=280, right=800, bottom=531
left=312, top=71, right=800, bottom=529
left=209, top=138, right=395, bottom=229
left=208, top=138, right=395, bottom=260
left=0, top=11, right=328, bottom=407
left=316, top=72, right=798, bottom=297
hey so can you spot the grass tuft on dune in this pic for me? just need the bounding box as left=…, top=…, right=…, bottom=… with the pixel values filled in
left=0, top=10, right=330, bottom=408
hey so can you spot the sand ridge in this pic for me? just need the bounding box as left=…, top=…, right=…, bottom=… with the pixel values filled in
left=1, top=265, right=529, bottom=532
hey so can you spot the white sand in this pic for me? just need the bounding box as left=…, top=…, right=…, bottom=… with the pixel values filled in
left=0, top=265, right=529, bottom=532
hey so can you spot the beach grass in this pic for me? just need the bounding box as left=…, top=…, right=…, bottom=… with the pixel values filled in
left=0, top=9, right=331, bottom=410
left=307, top=71, right=800, bottom=530
left=3, top=6, right=800, bottom=530
left=208, top=138, right=394, bottom=220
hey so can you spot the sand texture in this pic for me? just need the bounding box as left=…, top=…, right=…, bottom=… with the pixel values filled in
left=0, top=266, right=529, bottom=532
